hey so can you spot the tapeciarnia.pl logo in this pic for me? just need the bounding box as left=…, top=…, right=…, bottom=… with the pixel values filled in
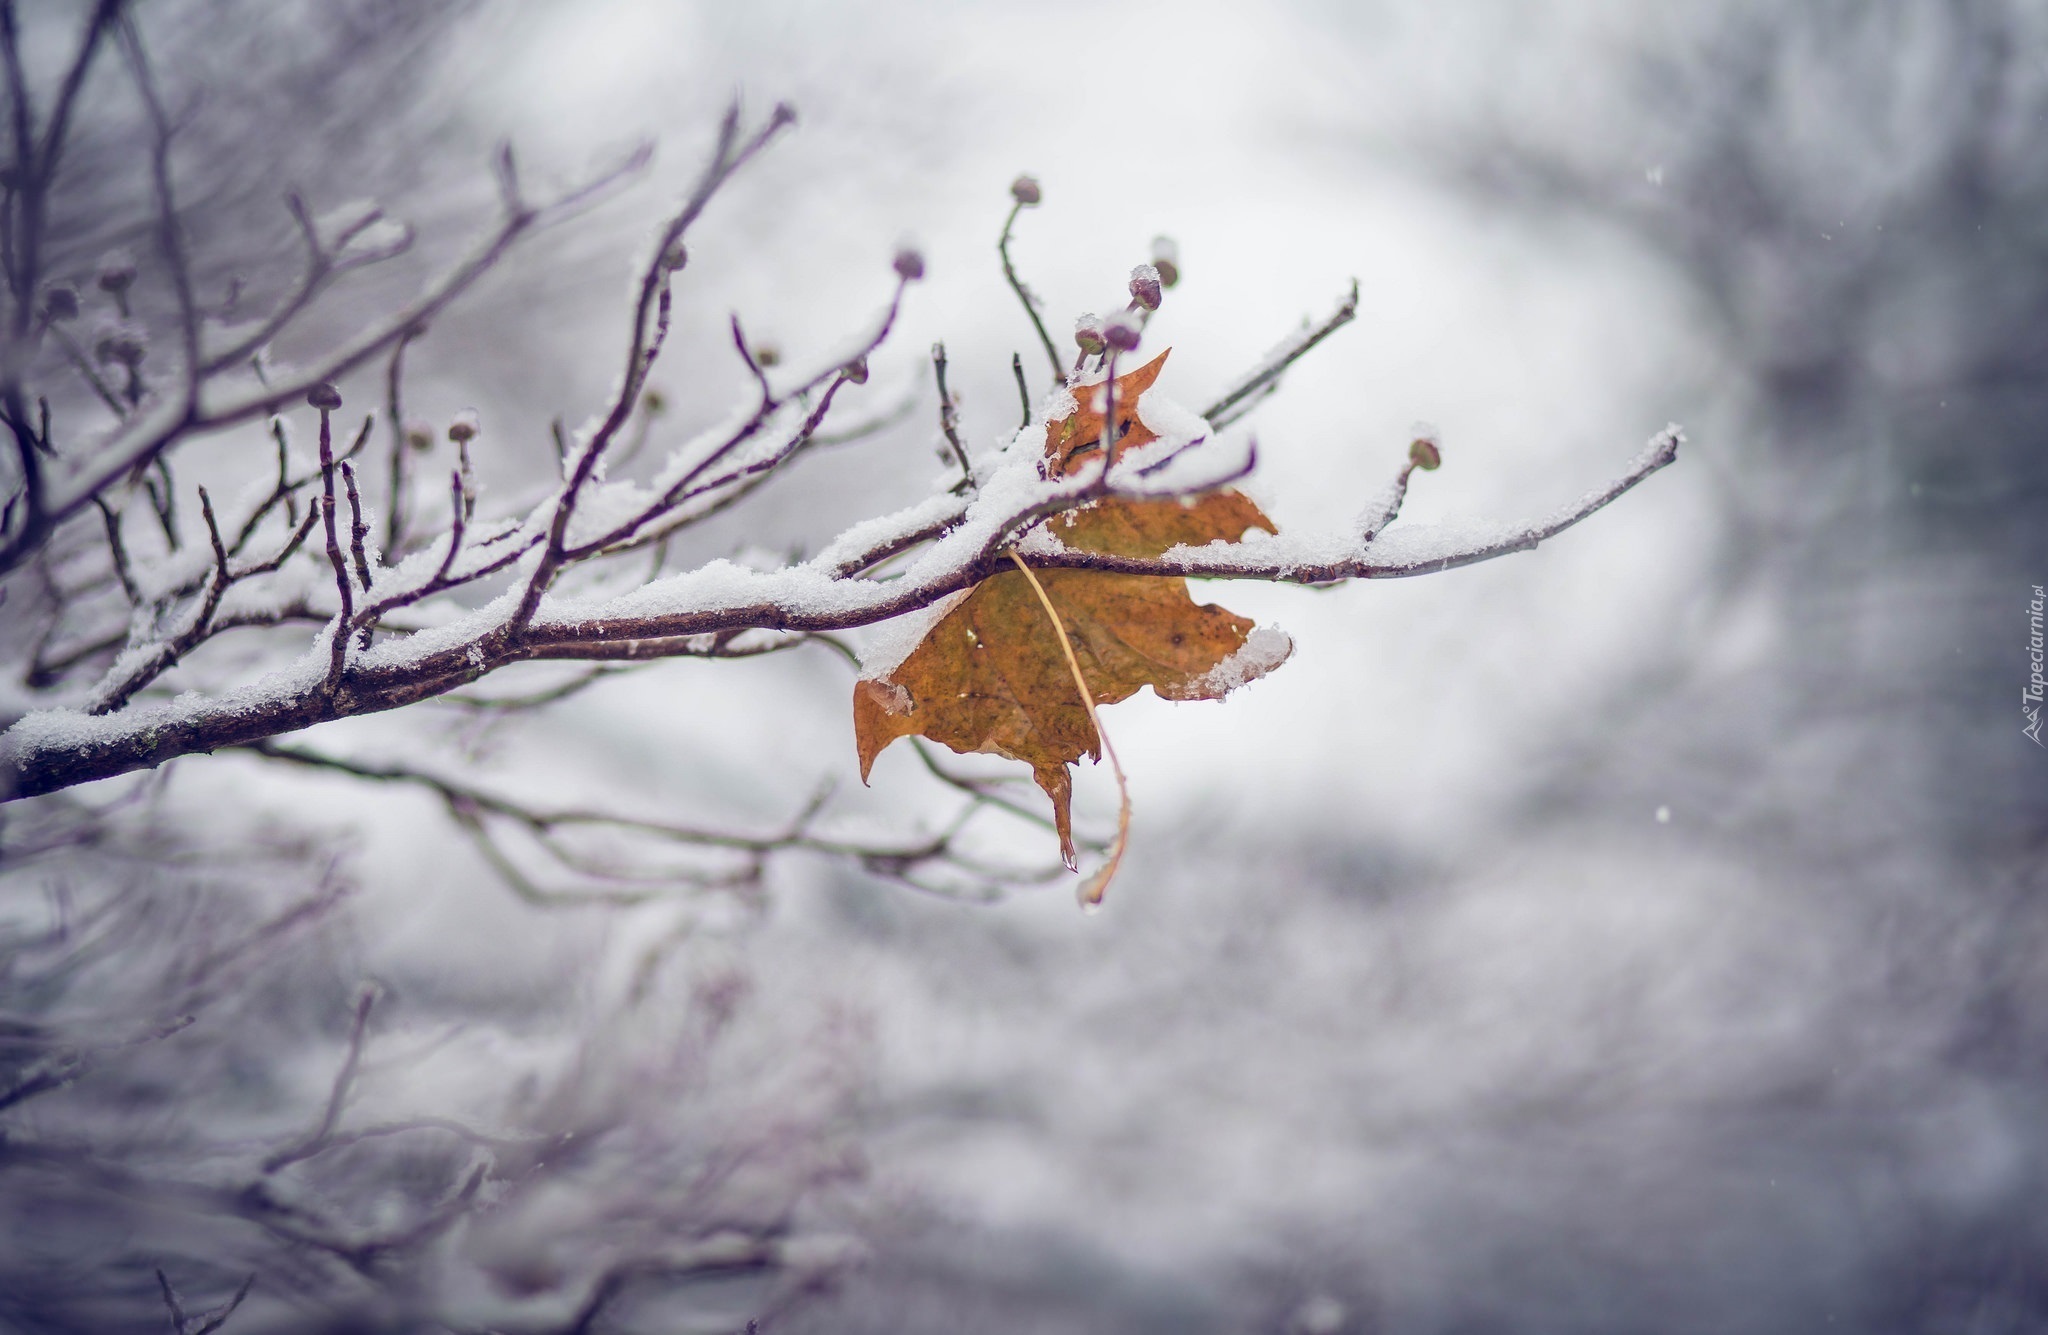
left=2027, top=584, right=2045, bottom=747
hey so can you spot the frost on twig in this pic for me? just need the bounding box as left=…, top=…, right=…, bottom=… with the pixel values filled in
left=1200, top=280, right=1361, bottom=429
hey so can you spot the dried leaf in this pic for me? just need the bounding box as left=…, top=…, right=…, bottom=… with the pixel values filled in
left=854, top=350, right=1291, bottom=873
left=1046, top=350, right=1171, bottom=476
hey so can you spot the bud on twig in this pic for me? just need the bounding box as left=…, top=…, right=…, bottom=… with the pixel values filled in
left=1128, top=264, right=1162, bottom=311
left=94, top=328, right=146, bottom=369
left=1149, top=235, right=1180, bottom=288
left=96, top=321, right=149, bottom=406
left=306, top=382, right=342, bottom=411
left=450, top=410, right=480, bottom=521
left=97, top=251, right=137, bottom=312
left=404, top=420, right=435, bottom=452
left=1409, top=433, right=1442, bottom=471
left=41, top=283, right=80, bottom=322
left=892, top=248, right=925, bottom=282
left=842, top=355, right=869, bottom=384
left=1101, top=311, right=1142, bottom=352
left=1073, top=314, right=1105, bottom=356
left=1010, top=174, right=1042, bottom=206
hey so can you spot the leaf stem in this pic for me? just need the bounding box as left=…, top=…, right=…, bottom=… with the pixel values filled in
left=1005, top=549, right=1128, bottom=908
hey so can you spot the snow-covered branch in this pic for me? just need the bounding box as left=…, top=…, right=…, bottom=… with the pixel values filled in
left=0, top=20, right=1681, bottom=827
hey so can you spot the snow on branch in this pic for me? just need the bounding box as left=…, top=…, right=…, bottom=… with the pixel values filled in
left=0, top=29, right=1682, bottom=843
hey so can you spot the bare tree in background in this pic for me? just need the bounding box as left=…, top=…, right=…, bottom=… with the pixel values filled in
left=0, top=2, right=1685, bottom=1331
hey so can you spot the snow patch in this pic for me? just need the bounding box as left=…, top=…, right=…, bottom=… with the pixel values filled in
left=855, top=589, right=969, bottom=678
left=1195, top=624, right=1293, bottom=695
left=1134, top=391, right=1210, bottom=455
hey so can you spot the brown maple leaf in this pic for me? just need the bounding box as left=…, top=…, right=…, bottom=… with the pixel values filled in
left=1044, top=348, right=1171, bottom=477
left=853, top=350, right=1292, bottom=877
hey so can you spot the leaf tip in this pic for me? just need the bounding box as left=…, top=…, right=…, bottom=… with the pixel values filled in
left=851, top=678, right=913, bottom=783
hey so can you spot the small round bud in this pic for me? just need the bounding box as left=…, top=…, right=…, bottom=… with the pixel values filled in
left=305, top=381, right=342, bottom=411
left=94, top=329, right=146, bottom=367
left=1149, top=235, right=1180, bottom=288
left=96, top=252, right=137, bottom=295
left=42, top=283, right=80, bottom=322
left=1408, top=437, right=1442, bottom=471
left=842, top=355, right=869, bottom=384
left=1101, top=311, right=1142, bottom=352
left=753, top=344, right=780, bottom=369
left=1128, top=263, right=1162, bottom=311
left=892, top=248, right=925, bottom=282
left=404, top=420, right=435, bottom=452
left=448, top=409, right=480, bottom=443
left=1010, top=174, right=1042, bottom=206
left=641, top=388, right=667, bottom=415
left=1072, top=314, right=1105, bottom=355
left=662, top=242, right=689, bottom=273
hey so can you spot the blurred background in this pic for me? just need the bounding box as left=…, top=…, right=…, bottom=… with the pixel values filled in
left=5, top=0, right=2046, bottom=1330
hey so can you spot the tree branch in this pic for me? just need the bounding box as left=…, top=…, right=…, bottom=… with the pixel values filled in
left=1199, top=281, right=1360, bottom=428
left=0, top=143, right=648, bottom=577
left=2, top=425, right=1677, bottom=799
left=509, top=102, right=794, bottom=633
left=241, top=739, right=1055, bottom=904
left=262, top=984, right=378, bottom=1172
left=116, top=15, right=200, bottom=400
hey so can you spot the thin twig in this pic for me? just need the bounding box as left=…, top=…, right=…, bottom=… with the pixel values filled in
left=339, top=460, right=371, bottom=589
left=346, top=469, right=485, bottom=635
left=732, top=313, right=771, bottom=406
left=145, top=455, right=180, bottom=549
left=197, top=485, right=229, bottom=593
left=92, top=496, right=139, bottom=603
left=509, top=103, right=792, bottom=633
left=998, top=198, right=1062, bottom=390
left=0, top=144, right=650, bottom=578
left=48, top=324, right=127, bottom=415
left=116, top=16, right=200, bottom=404
left=190, top=1274, right=255, bottom=1335
left=155, top=1268, right=189, bottom=1333
left=263, top=985, right=378, bottom=1172
left=573, top=279, right=908, bottom=560
left=382, top=325, right=419, bottom=555
left=316, top=407, right=352, bottom=692
left=242, top=739, right=1030, bottom=904
left=1358, top=450, right=1423, bottom=541
left=803, top=388, right=919, bottom=448
left=433, top=468, right=466, bottom=584
left=930, top=342, right=975, bottom=494
left=199, top=195, right=414, bottom=376
left=1200, top=281, right=1360, bottom=428
left=156, top=1268, right=254, bottom=1335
